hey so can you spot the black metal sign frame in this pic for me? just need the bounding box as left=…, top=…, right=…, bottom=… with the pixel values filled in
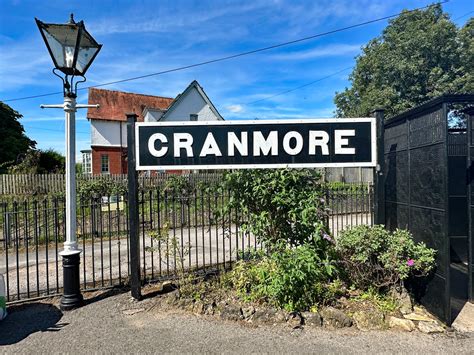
left=135, top=118, right=377, bottom=170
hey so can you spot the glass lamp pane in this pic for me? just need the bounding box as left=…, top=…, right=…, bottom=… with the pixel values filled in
left=42, top=29, right=65, bottom=67
left=74, top=28, right=101, bottom=74
left=76, top=46, right=99, bottom=73
left=42, top=24, right=79, bottom=69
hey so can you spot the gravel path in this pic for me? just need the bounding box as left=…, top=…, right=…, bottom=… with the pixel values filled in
left=1, top=290, right=473, bottom=354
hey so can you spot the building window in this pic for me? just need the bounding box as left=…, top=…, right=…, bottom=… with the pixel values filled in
left=82, top=151, right=92, bottom=175
left=101, top=154, right=109, bottom=174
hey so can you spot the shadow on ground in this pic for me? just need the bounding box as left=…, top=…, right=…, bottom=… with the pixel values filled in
left=83, top=287, right=128, bottom=306
left=0, top=284, right=179, bottom=345
left=0, top=303, right=66, bottom=345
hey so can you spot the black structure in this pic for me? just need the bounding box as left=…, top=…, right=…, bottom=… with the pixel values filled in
left=373, top=109, right=385, bottom=225
left=60, top=252, right=83, bottom=310
left=384, top=94, right=474, bottom=324
left=127, top=113, right=142, bottom=300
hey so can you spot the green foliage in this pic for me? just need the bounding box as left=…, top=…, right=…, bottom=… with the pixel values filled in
left=354, top=288, right=399, bottom=314
left=219, top=169, right=338, bottom=311
left=37, top=149, right=65, bottom=173
left=7, top=149, right=65, bottom=174
left=77, top=177, right=127, bottom=197
left=453, top=18, right=474, bottom=94
left=325, top=181, right=369, bottom=193
left=0, top=102, right=36, bottom=173
left=147, top=220, right=193, bottom=294
left=164, top=175, right=194, bottom=196
left=222, top=169, right=329, bottom=249
left=225, top=244, right=338, bottom=312
left=162, top=174, right=223, bottom=196
left=334, top=5, right=473, bottom=118
left=7, top=150, right=40, bottom=174
left=76, top=163, right=83, bottom=175
left=336, top=225, right=436, bottom=290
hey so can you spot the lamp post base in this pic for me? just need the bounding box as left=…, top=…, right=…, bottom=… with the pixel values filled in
left=60, top=250, right=83, bottom=311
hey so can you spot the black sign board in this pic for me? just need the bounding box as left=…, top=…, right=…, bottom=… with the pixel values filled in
left=136, top=119, right=376, bottom=170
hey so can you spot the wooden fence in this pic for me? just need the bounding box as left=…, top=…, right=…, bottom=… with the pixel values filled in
left=0, top=169, right=373, bottom=196
left=0, top=173, right=224, bottom=196
left=323, top=167, right=374, bottom=183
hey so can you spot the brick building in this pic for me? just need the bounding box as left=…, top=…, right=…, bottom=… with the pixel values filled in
left=85, top=80, right=223, bottom=175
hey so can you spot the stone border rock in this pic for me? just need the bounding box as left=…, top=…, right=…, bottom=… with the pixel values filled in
left=162, top=290, right=447, bottom=334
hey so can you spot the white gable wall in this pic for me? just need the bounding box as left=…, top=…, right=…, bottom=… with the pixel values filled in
left=162, top=87, right=219, bottom=121
left=91, top=120, right=127, bottom=147
left=91, top=84, right=221, bottom=149
left=144, top=109, right=165, bottom=122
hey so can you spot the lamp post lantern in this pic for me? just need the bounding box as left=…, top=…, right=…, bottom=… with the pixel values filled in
left=36, top=14, right=102, bottom=310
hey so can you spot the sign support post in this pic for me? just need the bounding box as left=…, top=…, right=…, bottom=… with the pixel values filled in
left=127, top=113, right=141, bottom=300
left=373, top=109, right=385, bottom=225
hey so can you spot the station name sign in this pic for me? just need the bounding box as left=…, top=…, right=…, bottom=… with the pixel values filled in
left=135, top=118, right=376, bottom=170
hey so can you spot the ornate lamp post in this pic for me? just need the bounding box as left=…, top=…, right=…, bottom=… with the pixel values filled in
left=36, top=14, right=102, bottom=310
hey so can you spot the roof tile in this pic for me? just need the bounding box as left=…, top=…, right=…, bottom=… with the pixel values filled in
left=87, top=88, right=174, bottom=122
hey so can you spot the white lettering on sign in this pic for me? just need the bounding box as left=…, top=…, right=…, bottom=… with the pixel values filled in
left=282, top=131, right=303, bottom=155
left=174, top=133, right=194, bottom=158
left=308, top=131, right=329, bottom=155
left=335, top=130, right=356, bottom=154
left=147, top=129, right=359, bottom=159
left=148, top=133, right=168, bottom=157
left=254, top=131, right=278, bottom=156
left=200, top=132, right=222, bottom=157
left=228, top=132, right=248, bottom=157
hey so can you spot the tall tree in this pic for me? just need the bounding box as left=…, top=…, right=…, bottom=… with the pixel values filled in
left=334, top=5, right=473, bottom=118
left=0, top=102, right=36, bottom=173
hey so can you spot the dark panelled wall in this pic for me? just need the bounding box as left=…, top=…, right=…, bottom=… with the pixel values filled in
left=384, top=95, right=474, bottom=325
left=447, top=130, right=468, bottom=322
left=468, top=111, right=474, bottom=308
left=384, top=104, right=450, bottom=322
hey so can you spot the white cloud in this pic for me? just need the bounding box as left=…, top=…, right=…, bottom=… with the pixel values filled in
left=273, top=44, right=361, bottom=61
left=226, top=104, right=243, bottom=113
left=90, top=1, right=266, bottom=36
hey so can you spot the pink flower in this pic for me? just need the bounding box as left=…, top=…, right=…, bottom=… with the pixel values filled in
left=407, top=259, right=415, bottom=267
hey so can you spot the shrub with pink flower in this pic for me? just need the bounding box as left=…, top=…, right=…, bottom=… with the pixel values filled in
left=336, top=225, right=436, bottom=290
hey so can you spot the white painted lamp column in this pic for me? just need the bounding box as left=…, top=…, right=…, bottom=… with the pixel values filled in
left=41, top=95, right=99, bottom=310
left=36, top=13, right=102, bottom=310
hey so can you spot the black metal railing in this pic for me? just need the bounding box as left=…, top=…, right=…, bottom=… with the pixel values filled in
left=1, top=183, right=373, bottom=303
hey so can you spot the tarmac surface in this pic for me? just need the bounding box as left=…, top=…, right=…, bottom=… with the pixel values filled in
left=1, top=289, right=473, bottom=354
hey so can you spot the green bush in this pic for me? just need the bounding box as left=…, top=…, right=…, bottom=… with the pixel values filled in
left=222, top=169, right=329, bottom=249
left=336, top=225, right=436, bottom=290
left=77, top=178, right=127, bottom=197
left=164, top=175, right=194, bottom=196
left=219, top=169, right=338, bottom=311
left=324, top=181, right=369, bottom=193
left=225, top=244, right=338, bottom=312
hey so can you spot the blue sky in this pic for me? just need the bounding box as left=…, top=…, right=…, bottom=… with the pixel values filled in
left=0, top=0, right=472, bottom=160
